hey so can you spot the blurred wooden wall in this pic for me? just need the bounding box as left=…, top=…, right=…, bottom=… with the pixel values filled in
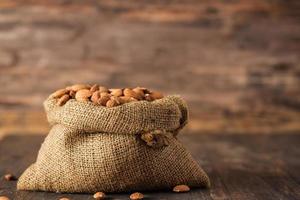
left=0, top=0, right=299, bottom=136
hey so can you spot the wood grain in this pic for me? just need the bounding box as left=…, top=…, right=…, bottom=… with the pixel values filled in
left=0, top=133, right=299, bottom=199
left=0, top=0, right=299, bottom=136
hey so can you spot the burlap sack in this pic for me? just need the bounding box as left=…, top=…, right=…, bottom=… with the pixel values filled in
left=17, top=95, right=210, bottom=193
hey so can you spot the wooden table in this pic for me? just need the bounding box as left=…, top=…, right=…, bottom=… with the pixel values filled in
left=0, top=134, right=299, bottom=200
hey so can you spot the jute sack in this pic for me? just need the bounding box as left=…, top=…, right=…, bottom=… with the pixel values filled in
left=17, top=95, right=210, bottom=193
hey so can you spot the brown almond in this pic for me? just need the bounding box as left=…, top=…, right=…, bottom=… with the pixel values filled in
left=99, top=86, right=109, bottom=93
left=149, top=91, right=163, bottom=100
left=123, top=88, right=141, bottom=100
left=134, top=86, right=147, bottom=91
left=173, top=184, right=190, bottom=193
left=57, top=94, right=70, bottom=106
left=119, top=96, right=133, bottom=104
left=75, top=89, right=92, bottom=102
left=100, top=92, right=110, bottom=98
left=106, top=99, right=119, bottom=108
left=71, top=84, right=90, bottom=92
left=110, top=96, right=122, bottom=105
left=0, top=196, right=10, bottom=200
left=110, top=88, right=123, bottom=97
left=50, top=89, right=68, bottom=98
left=144, top=93, right=154, bottom=101
left=90, top=84, right=99, bottom=93
left=136, top=87, right=151, bottom=94
left=69, top=90, right=76, bottom=98
left=4, top=174, right=16, bottom=181
left=98, top=95, right=111, bottom=106
left=59, top=198, right=70, bottom=200
left=65, top=85, right=72, bottom=90
left=133, top=87, right=145, bottom=99
left=130, top=192, right=144, bottom=200
left=91, top=91, right=101, bottom=104
left=119, top=96, right=130, bottom=104
left=119, top=96, right=138, bottom=104
left=93, top=192, right=106, bottom=199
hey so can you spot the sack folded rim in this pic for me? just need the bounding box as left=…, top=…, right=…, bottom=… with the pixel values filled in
left=44, top=95, right=188, bottom=134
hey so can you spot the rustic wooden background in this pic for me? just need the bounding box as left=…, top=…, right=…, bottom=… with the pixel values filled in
left=0, top=0, right=299, bottom=137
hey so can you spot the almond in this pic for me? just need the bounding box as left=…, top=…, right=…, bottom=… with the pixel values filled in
left=91, top=91, right=101, bottom=104
left=123, top=88, right=141, bottom=100
left=136, top=87, right=151, bottom=94
left=59, top=198, right=70, bottom=200
left=75, top=89, right=92, bottom=102
left=149, top=91, right=163, bottom=100
left=99, top=86, right=109, bottom=93
left=50, top=89, right=68, bottom=98
left=65, top=86, right=72, bottom=90
left=142, top=88, right=151, bottom=94
left=93, top=192, right=106, bottom=199
left=133, top=88, right=145, bottom=99
left=119, top=96, right=136, bottom=103
left=98, top=95, right=110, bottom=106
left=57, top=94, right=70, bottom=106
left=106, top=99, right=119, bottom=108
left=100, top=92, right=110, bottom=98
left=71, top=84, right=90, bottom=92
left=173, top=184, right=190, bottom=193
left=4, top=174, right=16, bottom=181
left=144, top=93, right=154, bottom=101
left=90, top=84, right=99, bottom=93
left=130, top=192, right=144, bottom=200
left=110, top=96, right=122, bottom=104
left=0, top=196, right=10, bottom=200
left=110, top=88, right=123, bottom=97
left=69, top=90, right=76, bottom=98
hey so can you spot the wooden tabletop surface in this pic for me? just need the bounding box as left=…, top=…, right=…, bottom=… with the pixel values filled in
left=0, top=133, right=299, bottom=200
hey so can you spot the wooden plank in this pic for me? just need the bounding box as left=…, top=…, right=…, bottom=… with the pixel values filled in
left=0, top=134, right=300, bottom=199
left=179, top=134, right=300, bottom=200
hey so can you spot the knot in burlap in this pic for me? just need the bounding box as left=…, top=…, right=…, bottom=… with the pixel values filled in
left=17, top=95, right=210, bottom=193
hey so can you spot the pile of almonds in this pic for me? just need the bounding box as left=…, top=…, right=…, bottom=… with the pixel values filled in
left=50, top=84, right=164, bottom=107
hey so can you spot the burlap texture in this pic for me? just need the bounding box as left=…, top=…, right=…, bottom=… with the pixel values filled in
left=17, top=95, right=210, bottom=193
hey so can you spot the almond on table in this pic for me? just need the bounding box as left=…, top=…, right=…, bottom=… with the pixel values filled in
left=130, top=192, right=144, bottom=200
left=50, top=84, right=164, bottom=107
left=173, top=184, right=190, bottom=192
left=4, top=174, right=17, bottom=181
left=93, top=191, right=106, bottom=199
